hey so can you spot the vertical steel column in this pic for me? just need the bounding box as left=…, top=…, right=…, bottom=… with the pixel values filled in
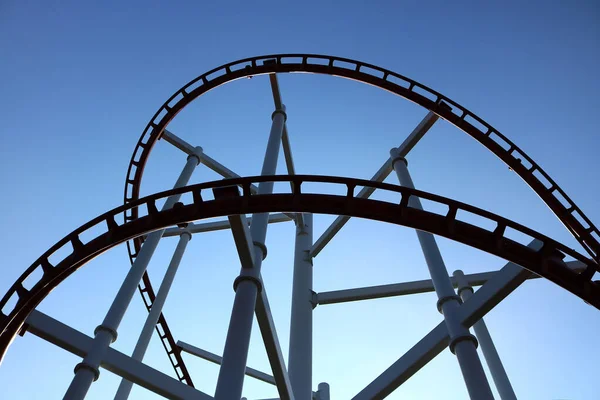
left=114, top=230, right=192, bottom=400
left=453, top=270, right=517, bottom=400
left=288, top=213, right=314, bottom=399
left=389, top=148, right=494, bottom=400
left=214, top=106, right=286, bottom=400
left=317, top=382, right=330, bottom=400
left=63, top=148, right=202, bottom=400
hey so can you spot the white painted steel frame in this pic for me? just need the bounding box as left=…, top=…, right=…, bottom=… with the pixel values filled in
left=316, top=260, right=586, bottom=305
left=63, top=150, right=202, bottom=400
left=115, top=230, right=193, bottom=400
left=214, top=106, right=289, bottom=400
left=453, top=270, right=517, bottom=400
left=162, top=213, right=292, bottom=238
left=288, top=213, right=314, bottom=399
left=26, top=310, right=210, bottom=400
left=310, top=111, right=440, bottom=258
left=16, top=73, right=543, bottom=400
left=178, top=340, right=276, bottom=385
left=352, top=240, right=543, bottom=399
left=390, top=149, right=494, bottom=400
left=220, top=210, right=295, bottom=399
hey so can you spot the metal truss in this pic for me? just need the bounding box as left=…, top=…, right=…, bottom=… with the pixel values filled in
left=119, top=54, right=600, bottom=389
left=2, top=174, right=599, bottom=359
left=1, top=54, right=598, bottom=399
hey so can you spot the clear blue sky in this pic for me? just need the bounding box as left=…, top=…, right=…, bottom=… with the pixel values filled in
left=1, top=1, right=599, bottom=399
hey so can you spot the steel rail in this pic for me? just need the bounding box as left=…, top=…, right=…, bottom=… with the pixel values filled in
left=123, top=54, right=600, bottom=383
left=125, top=54, right=599, bottom=263
left=2, top=175, right=598, bottom=364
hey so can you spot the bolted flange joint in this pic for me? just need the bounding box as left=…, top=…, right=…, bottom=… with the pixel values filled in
left=187, top=146, right=203, bottom=166
left=436, top=294, right=462, bottom=313
left=253, top=241, right=268, bottom=260
left=457, top=285, right=474, bottom=297
left=74, top=362, right=100, bottom=381
left=449, top=333, right=479, bottom=354
left=271, top=105, right=287, bottom=122
left=389, top=148, right=408, bottom=168
left=233, top=269, right=262, bottom=293
left=180, top=228, right=193, bottom=242
left=94, top=324, right=118, bottom=343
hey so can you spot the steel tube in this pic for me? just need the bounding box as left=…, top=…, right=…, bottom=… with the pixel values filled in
left=317, top=382, right=330, bottom=400
left=26, top=310, right=210, bottom=400
left=214, top=107, right=286, bottom=400
left=63, top=150, right=202, bottom=400
left=390, top=148, right=494, bottom=400
left=310, top=111, right=439, bottom=258
left=288, top=213, right=314, bottom=399
left=454, top=270, right=517, bottom=400
left=114, top=231, right=192, bottom=399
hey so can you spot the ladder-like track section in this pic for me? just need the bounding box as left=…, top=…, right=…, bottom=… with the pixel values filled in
left=2, top=175, right=598, bottom=363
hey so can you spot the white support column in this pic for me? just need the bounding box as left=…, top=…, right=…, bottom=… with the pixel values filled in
left=288, top=213, right=313, bottom=399
left=214, top=106, right=286, bottom=400
left=310, top=111, right=439, bottom=258
left=63, top=149, right=202, bottom=400
left=454, top=270, right=517, bottom=400
left=389, top=148, right=494, bottom=400
left=317, top=383, right=330, bottom=400
left=26, top=310, right=211, bottom=400
left=352, top=240, right=542, bottom=399
left=178, top=340, right=277, bottom=385
left=114, top=230, right=192, bottom=400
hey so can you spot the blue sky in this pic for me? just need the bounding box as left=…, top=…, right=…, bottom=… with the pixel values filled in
left=0, top=1, right=599, bottom=399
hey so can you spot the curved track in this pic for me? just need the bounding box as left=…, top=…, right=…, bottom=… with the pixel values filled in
left=123, top=54, right=600, bottom=383
left=2, top=175, right=599, bottom=363
left=124, top=54, right=600, bottom=264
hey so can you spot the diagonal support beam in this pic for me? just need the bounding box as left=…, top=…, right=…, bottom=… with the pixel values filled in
left=256, top=285, right=295, bottom=398
left=268, top=73, right=304, bottom=228
left=224, top=210, right=295, bottom=400
left=178, top=341, right=276, bottom=385
left=352, top=240, right=544, bottom=400
left=316, top=260, right=586, bottom=305
left=310, top=110, right=440, bottom=257
left=162, top=129, right=297, bottom=222
left=24, top=310, right=210, bottom=400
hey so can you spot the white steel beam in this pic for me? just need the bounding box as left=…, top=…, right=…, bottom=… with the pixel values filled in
left=454, top=270, right=517, bottom=400
left=162, top=214, right=292, bottom=237
left=177, top=341, right=276, bottom=385
left=268, top=73, right=304, bottom=228
left=256, top=286, right=295, bottom=400
left=391, top=153, right=492, bottom=399
left=352, top=240, right=544, bottom=400
left=287, top=214, right=314, bottom=399
left=162, top=129, right=297, bottom=222
left=214, top=120, right=294, bottom=400
left=161, top=129, right=198, bottom=155
left=310, top=111, right=440, bottom=258
left=316, top=260, right=586, bottom=305
left=115, top=230, right=192, bottom=399
left=25, top=310, right=210, bottom=400
left=64, top=150, right=202, bottom=400
left=216, top=193, right=294, bottom=398
left=162, top=129, right=259, bottom=191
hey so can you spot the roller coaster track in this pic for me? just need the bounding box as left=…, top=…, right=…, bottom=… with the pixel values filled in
left=2, top=175, right=599, bottom=366
left=121, top=54, right=600, bottom=385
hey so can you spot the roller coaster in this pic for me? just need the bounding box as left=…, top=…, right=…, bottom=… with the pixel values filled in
left=1, top=54, right=598, bottom=399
